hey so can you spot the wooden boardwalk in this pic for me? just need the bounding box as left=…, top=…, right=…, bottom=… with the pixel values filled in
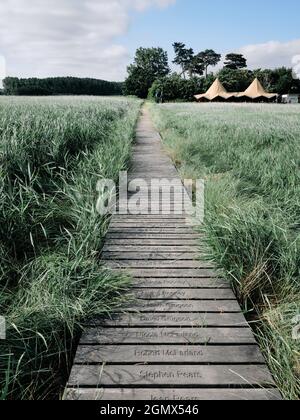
left=65, top=107, right=281, bottom=401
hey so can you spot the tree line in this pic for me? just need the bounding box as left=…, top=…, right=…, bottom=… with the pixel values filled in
left=124, top=43, right=300, bottom=100
left=2, top=77, right=123, bottom=96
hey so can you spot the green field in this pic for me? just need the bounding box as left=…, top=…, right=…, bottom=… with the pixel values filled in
left=1, top=97, right=299, bottom=400
left=150, top=102, right=300, bottom=399
left=0, top=96, right=141, bottom=399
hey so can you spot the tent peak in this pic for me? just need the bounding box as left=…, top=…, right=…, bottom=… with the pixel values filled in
left=238, top=78, right=277, bottom=99
left=194, top=78, right=236, bottom=101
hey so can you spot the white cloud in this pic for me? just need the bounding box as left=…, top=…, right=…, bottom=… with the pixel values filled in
left=238, top=39, right=300, bottom=70
left=292, top=54, right=300, bottom=79
left=0, top=0, right=175, bottom=81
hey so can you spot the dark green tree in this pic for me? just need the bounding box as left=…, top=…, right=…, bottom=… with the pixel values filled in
left=197, top=49, right=221, bottom=78
left=224, top=53, right=247, bottom=70
left=124, top=47, right=170, bottom=98
left=172, top=42, right=194, bottom=79
left=217, top=68, right=253, bottom=92
left=253, top=67, right=300, bottom=94
left=3, top=76, right=123, bottom=96
left=148, top=73, right=206, bottom=102
left=187, top=54, right=205, bottom=78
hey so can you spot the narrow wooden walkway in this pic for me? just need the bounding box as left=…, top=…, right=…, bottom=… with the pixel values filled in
left=65, top=107, right=281, bottom=400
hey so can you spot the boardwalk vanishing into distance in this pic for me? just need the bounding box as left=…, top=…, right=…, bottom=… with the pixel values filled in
left=65, top=106, right=281, bottom=401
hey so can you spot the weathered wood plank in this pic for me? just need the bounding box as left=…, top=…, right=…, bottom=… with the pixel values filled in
left=88, top=312, right=248, bottom=327
left=74, top=345, right=264, bottom=364
left=119, top=269, right=220, bottom=278
left=130, top=168, right=176, bottom=171
left=118, top=202, right=191, bottom=206
left=68, top=365, right=274, bottom=387
left=80, top=327, right=255, bottom=345
left=127, top=189, right=187, bottom=194
left=127, top=178, right=185, bottom=183
left=65, top=388, right=282, bottom=401
left=123, top=198, right=190, bottom=202
left=111, top=224, right=194, bottom=229
left=110, top=223, right=193, bottom=228
left=105, top=239, right=200, bottom=246
left=113, top=215, right=189, bottom=220
left=116, top=212, right=193, bottom=217
left=132, top=288, right=236, bottom=300
left=103, top=246, right=200, bottom=252
left=121, top=299, right=242, bottom=312
left=106, top=233, right=200, bottom=239
left=102, top=252, right=201, bottom=261
left=105, top=260, right=214, bottom=269
left=117, top=204, right=190, bottom=209
left=131, top=278, right=229, bottom=288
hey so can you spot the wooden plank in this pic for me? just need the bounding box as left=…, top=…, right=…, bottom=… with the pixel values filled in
left=125, top=187, right=187, bottom=192
left=130, top=162, right=176, bottom=166
left=123, top=204, right=192, bottom=208
left=128, top=175, right=179, bottom=180
left=80, top=327, right=255, bottom=345
left=119, top=201, right=191, bottom=205
left=130, top=161, right=176, bottom=166
left=111, top=219, right=189, bottom=223
left=65, top=388, right=282, bottom=401
left=132, top=288, right=236, bottom=300
left=112, top=215, right=187, bottom=221
left=131, top=278, right=229, bottom=288
left=118, top=200, right=189, bottom=204
left=120, top=269, right=220, bottom=278
left=130, top=168, right=178, bottom=173
left=127, top=179, right=185, bottom=183
left=126, top=192, right=187, bottom=196
left=110, top=223, right=192, bottom=228
left=68, top=365, right=274, bottom=387
left=105, top=239, right=200, bottom=246
left=105, top=260, right=214, bottom=269
left=106, top=233, right=199, bottom=239
left=118, top=202, right=190, bottom=206
left=130, top=170, right=178, bottom=174
left=117, top=205, right=190, bottom=209
left=127, top=190, right=187, bottom=195
left=103, top=246, right=200, bottom=252
left=120, top=300, right=242, bottom=312
left=126, top=197, right=190, bottom=201
left=127, top=189, right=188, bottom=194
left=131, top=157, right=172, bottom=162
left=130, top=161, right=178, bottom=164
left=74, top=345, right=264, bottom=364
left=102, top=252, right=203, bottom=261
left=124, top=200, right=190, bottom=204
left=89, top=312, right=248, bottom=327
left=116, top=211, right=192, bottom=217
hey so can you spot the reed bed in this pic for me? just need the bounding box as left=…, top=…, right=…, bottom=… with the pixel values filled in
left=0, top=96, right=142, bottom=399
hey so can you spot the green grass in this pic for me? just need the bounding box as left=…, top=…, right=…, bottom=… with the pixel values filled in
left=0, top=96, right=142, bottom=399
left=150, top=102, right=300, bottom=400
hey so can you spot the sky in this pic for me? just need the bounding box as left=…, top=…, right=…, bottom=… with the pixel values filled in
left=0, top=0, right=300, bottom=82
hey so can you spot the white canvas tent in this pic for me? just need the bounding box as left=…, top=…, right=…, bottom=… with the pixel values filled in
left=194, top=79, right=236, bottom=102
left=237, top=78, right=277, bottom=101
left=195, top=78, right=277, bottom=102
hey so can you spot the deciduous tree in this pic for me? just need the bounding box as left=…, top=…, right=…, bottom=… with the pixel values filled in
left=224, top=53, right=247, bottom=70
left=124, top=47, right=170, bottom=98
left=198, top=49, right=221, bottom=78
